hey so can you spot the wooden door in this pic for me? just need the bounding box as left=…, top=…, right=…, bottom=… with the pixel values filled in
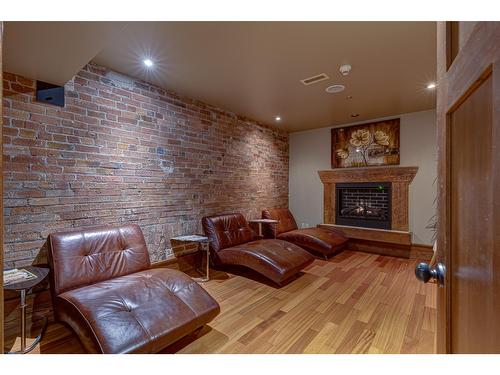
left=436, top=22, right=500, bottom=353
left=0, top=20, right=4, bottom=353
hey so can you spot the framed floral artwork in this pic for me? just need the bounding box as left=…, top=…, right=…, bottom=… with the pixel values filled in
left=331, top=118, right=400, bottom=168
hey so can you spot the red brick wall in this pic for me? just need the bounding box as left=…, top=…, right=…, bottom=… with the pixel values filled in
left=2, top=63, right=289, bottom=267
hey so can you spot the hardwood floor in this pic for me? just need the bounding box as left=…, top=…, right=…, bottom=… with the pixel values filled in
left=4, top=251, right=436, bottom=354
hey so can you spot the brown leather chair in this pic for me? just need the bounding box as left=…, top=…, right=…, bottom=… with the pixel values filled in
left=262, top=208, right=348, bottom=259
left=47, top=223, right=220, bottom=353
left=202, top=213, right=314, bottom=285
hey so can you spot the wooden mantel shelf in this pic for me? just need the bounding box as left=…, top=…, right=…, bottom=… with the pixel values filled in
left=318, top=166, right=418, bottom=184
left=318, top=166, right=418, bottom=231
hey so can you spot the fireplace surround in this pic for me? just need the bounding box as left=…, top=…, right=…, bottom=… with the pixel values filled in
left=318, top=166, right=418, bottom=231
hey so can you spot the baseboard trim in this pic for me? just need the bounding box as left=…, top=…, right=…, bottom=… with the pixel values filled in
left=409, top=243, right=434, bottom=260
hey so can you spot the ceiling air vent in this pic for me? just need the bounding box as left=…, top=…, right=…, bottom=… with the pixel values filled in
left=300, top=73, right=329, bottom=86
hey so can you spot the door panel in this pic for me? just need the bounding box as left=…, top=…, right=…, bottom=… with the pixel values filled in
left=449, top=21, right=478, bottom=65
left=450, top=75, right=498, bottom=353
left=0, top=20, right=4, bottom=353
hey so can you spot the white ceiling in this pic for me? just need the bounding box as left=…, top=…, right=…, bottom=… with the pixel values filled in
left=3, top=22, right=127, bottom=86
left=4, top=22, right=436, bottom=132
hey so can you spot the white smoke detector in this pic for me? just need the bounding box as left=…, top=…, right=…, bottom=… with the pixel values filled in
left=339, top=64, right=352, bottom=76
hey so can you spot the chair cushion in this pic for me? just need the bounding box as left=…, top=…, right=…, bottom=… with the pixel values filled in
left=277, top=228, right=348, bottom=256
left=217, top=239, right=314, bottom=284
left=202, top=213, right=254, bottom=253
left=48, top=224, right=150, bottom=295
left=262, top=208, right=298, bottom=237
left=55, top=268, right=220, bottom=353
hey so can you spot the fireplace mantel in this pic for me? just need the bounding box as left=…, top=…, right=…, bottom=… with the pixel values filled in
left=318, top=166, right=418, bottom=231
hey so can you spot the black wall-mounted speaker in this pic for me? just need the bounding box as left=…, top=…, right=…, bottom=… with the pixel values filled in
left=36, top=81, right=65, bottom=107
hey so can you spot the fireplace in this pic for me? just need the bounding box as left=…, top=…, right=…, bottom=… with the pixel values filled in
left=319, top=167, right=417, bottom=231
left=335, top=182, right=392, bottom=230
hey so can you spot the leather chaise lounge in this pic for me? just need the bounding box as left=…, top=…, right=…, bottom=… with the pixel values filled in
left=47, top=223, right=220, bottom=353
left=262, top=208, right=348, bottom=259
left=202, top=213, right=314, bottom=285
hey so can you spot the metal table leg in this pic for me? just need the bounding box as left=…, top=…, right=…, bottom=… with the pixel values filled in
left=6, top=289, right=48, bottom=354
left=21, top=289, right=26, bottom=352
left=205, top=242, right=210, bottom=281
left=194, top=242, right=210, bottom=283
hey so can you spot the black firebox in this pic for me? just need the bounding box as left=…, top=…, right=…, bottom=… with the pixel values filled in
left=335, top=182, right=392, bottom=230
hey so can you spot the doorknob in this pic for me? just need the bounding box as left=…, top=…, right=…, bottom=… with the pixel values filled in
left=415, top=262, right=445, bottom=286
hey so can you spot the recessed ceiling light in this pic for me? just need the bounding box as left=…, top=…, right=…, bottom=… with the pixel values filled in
left=351, top=114, right=360, bottom=118
left=275, top=116, right=281, bottom=121
left=346, top=95, right=353, bottom=100
left=325, top=84, right=345, bottom=94
left=143, top=59, right=154, bottom=68
left=426, top=82, right=436, bottom=89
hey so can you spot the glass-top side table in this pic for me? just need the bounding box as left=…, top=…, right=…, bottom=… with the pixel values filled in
left=170, top=235, right=211, bottom=282
left=3, top=265, right=49, bottom=354
left=248, top=219, right=279, bottom=239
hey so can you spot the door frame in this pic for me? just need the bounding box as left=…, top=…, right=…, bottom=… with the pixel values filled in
left=436, top=21, right=500, bottom=353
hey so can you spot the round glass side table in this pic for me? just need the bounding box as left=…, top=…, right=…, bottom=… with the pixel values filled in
left=4, top=266, right=49, bottom=354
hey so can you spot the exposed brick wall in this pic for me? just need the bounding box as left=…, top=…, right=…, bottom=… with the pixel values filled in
left=2, top=63, right=289, bottom=268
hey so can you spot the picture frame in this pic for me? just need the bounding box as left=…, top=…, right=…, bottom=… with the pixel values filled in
left=331, top=118, right=400, bottom=168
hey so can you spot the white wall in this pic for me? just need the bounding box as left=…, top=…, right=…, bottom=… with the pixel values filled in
left=289, top=109, right=437, bottom=245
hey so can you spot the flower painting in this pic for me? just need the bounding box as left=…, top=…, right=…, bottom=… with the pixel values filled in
left=331, top=118, right=400, bottom=168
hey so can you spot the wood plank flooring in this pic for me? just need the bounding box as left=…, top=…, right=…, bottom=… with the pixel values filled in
left=4, top=251, right=436, bottom=354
